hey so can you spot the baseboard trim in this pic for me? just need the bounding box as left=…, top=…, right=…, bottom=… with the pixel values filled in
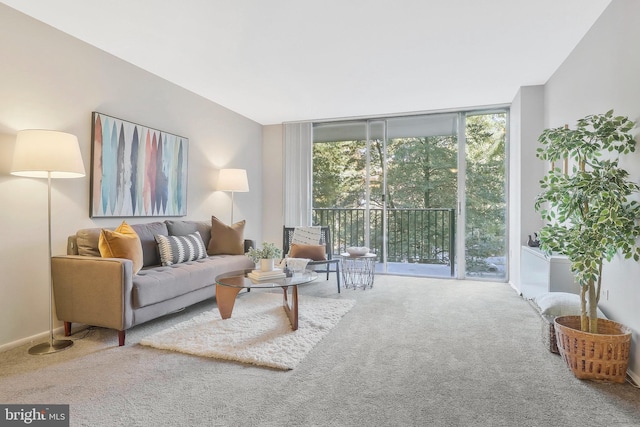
left=508, top=281, right=521, bottom=295
left=0, top=325, right=69, bottom=354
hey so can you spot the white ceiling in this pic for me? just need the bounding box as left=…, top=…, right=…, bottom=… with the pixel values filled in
left=2, top=0, right=611, bottom=125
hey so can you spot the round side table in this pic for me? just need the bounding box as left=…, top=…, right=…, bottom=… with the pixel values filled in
left=340, top=253, right=377, bottom=290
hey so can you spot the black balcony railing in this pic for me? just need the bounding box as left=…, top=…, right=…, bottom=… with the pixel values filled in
left=313, top=208, right=456, bottom=275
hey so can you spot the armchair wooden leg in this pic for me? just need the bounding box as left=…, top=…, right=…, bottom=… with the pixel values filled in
left=64, top=321, right=72, bottom=336
left=118, top=330, right=126, bottom=346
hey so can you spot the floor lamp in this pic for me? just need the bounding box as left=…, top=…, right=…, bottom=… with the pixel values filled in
left=11, top=130, right=86, bottom=355
left=217, top=168, right=249, bottom=224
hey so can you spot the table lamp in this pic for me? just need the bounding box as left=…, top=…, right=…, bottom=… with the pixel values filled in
left=217, top=168, right=249, bottom=223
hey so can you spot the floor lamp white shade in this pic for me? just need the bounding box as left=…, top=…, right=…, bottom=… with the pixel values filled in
left=217, top=168, right=249, bottom=224
left=11, top=130, right=85, bottom=355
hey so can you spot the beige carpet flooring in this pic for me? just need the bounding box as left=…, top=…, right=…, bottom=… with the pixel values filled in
left=1, top=275, right=639, bottom=427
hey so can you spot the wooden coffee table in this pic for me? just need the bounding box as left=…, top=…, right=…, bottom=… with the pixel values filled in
left=215, top=269, right=318, bottom=330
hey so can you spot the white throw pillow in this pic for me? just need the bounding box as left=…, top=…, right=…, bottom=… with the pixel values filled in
left=533, top=292, right=606, bottom=318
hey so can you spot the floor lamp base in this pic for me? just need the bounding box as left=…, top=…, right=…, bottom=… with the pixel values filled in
left=28, top=339, right=73, bottom=355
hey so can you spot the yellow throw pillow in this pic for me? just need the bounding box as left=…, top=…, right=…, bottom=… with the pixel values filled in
left=289, top=243, right=327, bottom=261
left=207, top=216, right=245, bottom=255
left=98, top=221, right=144, bottom=274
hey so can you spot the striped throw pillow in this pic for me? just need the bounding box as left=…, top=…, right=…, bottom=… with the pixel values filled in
left=155, top=232, right=208, bottom=266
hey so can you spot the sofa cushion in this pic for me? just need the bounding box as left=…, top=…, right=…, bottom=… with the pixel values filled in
left=155, top=232, right=208, bottom=266
left=98, top=221, right=144, bottom=274
left=131, top=222, right=169, bottom=267
left=76, top=228, right=102, bottom=257
left=208, top=216, right=245, bottom=255
left=132, top=255, right=254, bottom=308
left=166, top=220, right=212, bottom=248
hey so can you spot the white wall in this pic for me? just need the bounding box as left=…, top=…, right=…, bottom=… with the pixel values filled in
left=509, top=86, right=545, bottom=292
left=0, top=5, right=262, bottom=349
left=543, top=0, right=640, bottom=378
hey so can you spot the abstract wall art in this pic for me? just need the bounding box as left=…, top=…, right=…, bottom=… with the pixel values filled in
left=90, top=112, right=188, bottom=217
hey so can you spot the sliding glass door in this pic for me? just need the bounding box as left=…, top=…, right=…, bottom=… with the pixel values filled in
left=383, top=114, right=458, bottom=276
left=312, top=109, right=507, bottom=281
left=462, top=113, right=508, bottom=279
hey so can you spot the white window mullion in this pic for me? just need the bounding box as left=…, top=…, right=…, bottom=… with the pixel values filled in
left=456, top=113, right=466, bottom=279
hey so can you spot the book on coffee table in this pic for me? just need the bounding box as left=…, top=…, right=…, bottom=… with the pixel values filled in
left=248, top=268, right=286, bottom=281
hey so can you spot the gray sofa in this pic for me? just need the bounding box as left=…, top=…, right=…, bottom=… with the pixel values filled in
left=51, top=220, right=254, bottom=346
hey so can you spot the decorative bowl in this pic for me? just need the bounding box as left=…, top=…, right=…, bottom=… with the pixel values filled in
left=346, top=246, right=369, bottom=256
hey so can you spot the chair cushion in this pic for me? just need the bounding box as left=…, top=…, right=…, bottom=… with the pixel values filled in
left=289, top=243, right=327, bottom=261
left=98, top=221, right=143, bottom=274
left=155, top=232, right=208, bottom=266
left=208, top=216, right=245, bottom=255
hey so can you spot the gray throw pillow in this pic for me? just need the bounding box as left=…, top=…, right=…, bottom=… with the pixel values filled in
left=131, top=222, right=169, bottom=267
left=166, top=220, right=212, bottom=248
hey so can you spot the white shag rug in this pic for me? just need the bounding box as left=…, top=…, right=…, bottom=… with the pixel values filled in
left=140, top=292, right=355, bottom=370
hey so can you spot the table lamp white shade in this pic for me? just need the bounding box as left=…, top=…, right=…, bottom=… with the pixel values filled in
left=10, top=129, right=85, bottom=355
left=217, top=168, right=249, bottom=192
left=11, top=130, right=85, bottom=178
left=217, top=168, right=249, bottom=224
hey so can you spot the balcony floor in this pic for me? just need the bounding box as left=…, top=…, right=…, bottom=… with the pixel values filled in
left=373, top=261, right=506, bottom=281
left=378, top=261, right=452, bottom=277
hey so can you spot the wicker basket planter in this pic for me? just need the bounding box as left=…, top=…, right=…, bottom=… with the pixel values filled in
left=554, top=315, right=631, bottom=383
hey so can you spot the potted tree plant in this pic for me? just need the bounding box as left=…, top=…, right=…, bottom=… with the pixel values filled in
left=534, top=110, right=640, bottom=383
left=246, top=242, right=282, bottom=272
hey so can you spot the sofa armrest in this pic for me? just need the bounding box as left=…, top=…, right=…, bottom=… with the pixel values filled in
left=51, top=255, right=134, bottom=332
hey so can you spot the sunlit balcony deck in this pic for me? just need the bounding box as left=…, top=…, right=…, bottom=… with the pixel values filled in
left=374, top=261, right=504, bottom=280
